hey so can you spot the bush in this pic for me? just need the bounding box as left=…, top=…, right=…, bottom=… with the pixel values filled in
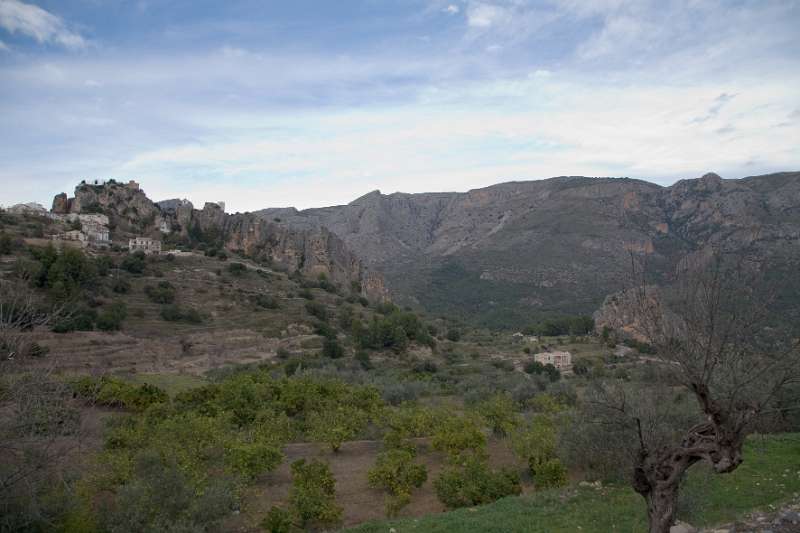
left=368, top=448, right=428, bottom=516
left=96, top=301, right=127, bottom=331
left=225, top=440, right=284, bottom=480
left=160, top=305, right=203, bottom=324
left=262, top=506, right=294, bottom=533
left=121, top=252, right=146, bottom=274
left=355, top=350, right=372, bottom=370
left=228, top=262, right=247, bottom=276
left=287, top=459, right=342, bottom=530
left=144, top=280, right=176, bottom=304
left=533, top=458, right=568, bottom=488
left=111, top=276, right=131, bottom=294
left=446, top=328, right=461, bottom=342
left=253, top=294, right=279, bottom=309
left=299, top=288, right=314, bottom=300
left=572, top=358, right=590, bottom=376
left=308, top=403, right=371, bottom=453
left=524, top=360, right=545, bottom=375
left=434, top=457, right=521, bottom=509
left=478, top=393, right=519, bottom=436
left=431, top=415, right=486, bottom=463
left=322, top=337, right=344, bottom=359
left=71, top=376, right=168, bottom=411
left=305, top=301, right=328, bottom=321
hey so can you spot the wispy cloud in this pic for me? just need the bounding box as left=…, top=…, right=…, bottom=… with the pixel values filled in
left=690, top=93, right=737, bottom=124
left=0, top=0, right=798, bottom=210
left=0, top=0, right=86, bottom=49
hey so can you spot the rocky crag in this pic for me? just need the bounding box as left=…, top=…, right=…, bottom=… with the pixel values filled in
left=257, top=172, right=800, bottom=328
left=52, top=180, right=387, bottom=300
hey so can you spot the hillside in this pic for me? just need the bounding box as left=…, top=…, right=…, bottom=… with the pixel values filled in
left=52, top=180, right=388, bottom=302
left=257, top=172, right=800, bottom=328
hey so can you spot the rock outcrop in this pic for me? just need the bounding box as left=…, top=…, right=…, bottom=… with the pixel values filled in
left=51, top=181, right=388, bottom=301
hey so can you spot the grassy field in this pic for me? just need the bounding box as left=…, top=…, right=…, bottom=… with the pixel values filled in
left=347, top=433, right=800, bottom=533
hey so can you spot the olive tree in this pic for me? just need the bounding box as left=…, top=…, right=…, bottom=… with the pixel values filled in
left=587, top=250, right=800, bottom=533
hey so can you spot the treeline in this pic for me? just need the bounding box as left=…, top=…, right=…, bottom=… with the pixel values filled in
left=351, top=304, right=436, bottom=352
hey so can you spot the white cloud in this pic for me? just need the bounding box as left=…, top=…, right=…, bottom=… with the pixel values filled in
left=0, top=38, right=8, bottom=50
left=0, top=0, right=86, bottom=49
left=444, top=4, right=460, bottom=14
left=466, top=2, right=510, bottom=28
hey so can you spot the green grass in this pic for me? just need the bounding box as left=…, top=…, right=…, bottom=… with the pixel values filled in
left=347, top=433, right=800, bottom=533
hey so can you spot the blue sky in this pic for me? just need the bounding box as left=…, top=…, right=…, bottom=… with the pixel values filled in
left=1, top=0, right=798, bottom=211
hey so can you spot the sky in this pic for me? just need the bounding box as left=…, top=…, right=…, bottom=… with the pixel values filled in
left=0, top=0, right=799, bottom=212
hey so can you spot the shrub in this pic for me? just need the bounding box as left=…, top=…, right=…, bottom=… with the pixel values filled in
left=287, top=459, right=342, bottom=530
left=355, top=350, right=372, bottom=370
left=96, top=301, right=127, bottom=331
left=144, top=280, right=176, bottom=304
left=445, top=329, right=461, bottom=342
left=308, top=403, right=370, bottom=452
left=261, top=506, right=294, bottom=533
left=524, top=360, right=545, bottom=375
left=121, top=251, right=146, bottom=274
left=368, top=448, right=428, bottom=516
left=434, top=457, right=521, bottom=509
left=224, top=440, right=284, bottom=480
left=533, top=458, right=568, bottom=488
left=299, top=288, right=314, bottom=300
left=111, top=276, right=131, bottom=294
left=160, top=305, right=203, bottom=324
left=431, top=415, right=486, bottom=463
left=228, top=262, right=247, bottom=276
left=544, top=363, right=561, bottom=382
left=305, top=301, right=328, bottom=321
left=572, top=358, right=590, bottom=376
left=322, top=337, right=344, bottom=359
left=71, top=376, right=168, bottom=411
left=478, top=393, right=519, bottom=436
left=99, top=451, right=236, bottom=533
left=253, top=294, right=279, bottom=309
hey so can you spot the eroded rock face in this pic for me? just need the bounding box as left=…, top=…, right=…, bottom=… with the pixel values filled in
left=51, top=192, right=70, bottom=214
left=256, top=172, right=800, bottom=327
left=52, top=181, right=388, bottom=301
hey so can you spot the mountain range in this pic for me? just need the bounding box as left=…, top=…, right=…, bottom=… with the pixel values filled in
left=256, top=171, right=800, bottom=328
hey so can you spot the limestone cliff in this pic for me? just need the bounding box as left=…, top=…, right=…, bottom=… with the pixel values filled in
left=256, top=171, right=800, bottom=328
left=51, top=181, right=388, bottom=301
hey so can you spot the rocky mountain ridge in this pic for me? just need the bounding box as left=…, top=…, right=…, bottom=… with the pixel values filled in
left=257, top=171, right=800, bottom=328
left=51, top=180, right=387, bottom=301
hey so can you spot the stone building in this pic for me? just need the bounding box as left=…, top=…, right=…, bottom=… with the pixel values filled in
left=83, top=221, right=110, bottom=244
left=129, top=237, right=161, bottom=255
left=533, top=350, right=572, bottom=370
left=52, top=230, right=88, bottom=247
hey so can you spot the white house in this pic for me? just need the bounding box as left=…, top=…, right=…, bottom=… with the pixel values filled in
left=129, top=237, right=162, bottom=255
left=533, top=351, right=572, bottom=370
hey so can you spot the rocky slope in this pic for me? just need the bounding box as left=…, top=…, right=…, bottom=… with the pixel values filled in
left=257, top=172, right=800, bottom=328
left=52, top=181, right=387, bottom=300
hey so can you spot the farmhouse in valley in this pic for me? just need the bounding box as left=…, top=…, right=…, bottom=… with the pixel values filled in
left=129, top=237, right=162, bottom=255
left=533, top=350, right=572, bottom=370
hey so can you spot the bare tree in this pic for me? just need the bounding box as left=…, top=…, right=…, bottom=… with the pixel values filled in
left=0, top=279, right=84, bottom=530
left=589, top=249, right=800, bottom=533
